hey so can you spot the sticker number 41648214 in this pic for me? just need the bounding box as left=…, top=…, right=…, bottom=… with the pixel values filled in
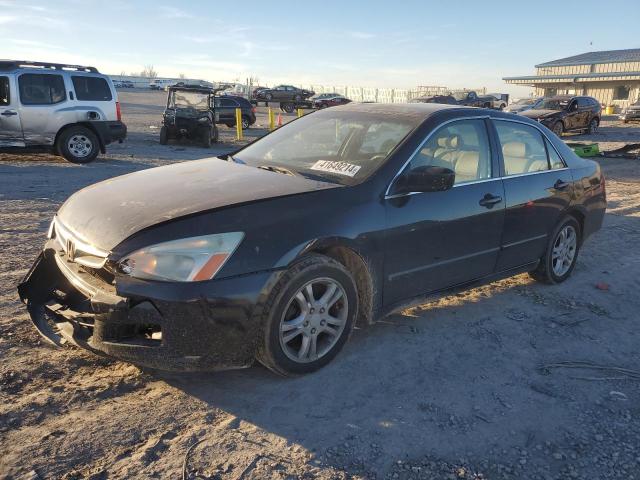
left=310, top=160, right=361, bottom=177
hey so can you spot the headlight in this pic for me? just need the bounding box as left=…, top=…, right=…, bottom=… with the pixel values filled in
left=118, top=232, right=244, bottom=282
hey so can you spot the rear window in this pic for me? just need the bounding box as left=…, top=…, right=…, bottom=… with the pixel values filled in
left=71, top=76, right=112, bottom=101
left=19, top=73, right=66, bottom=105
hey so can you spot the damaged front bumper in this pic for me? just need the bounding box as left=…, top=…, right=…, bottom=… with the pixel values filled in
left=17, top=242, right=279, bottom=371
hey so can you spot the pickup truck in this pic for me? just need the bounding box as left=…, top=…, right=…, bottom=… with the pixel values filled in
left=486, top=93, right=510, bottom=110
left=450, top=91, right=497, bottom=108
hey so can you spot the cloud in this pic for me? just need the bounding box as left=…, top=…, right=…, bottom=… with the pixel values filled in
left=349, top=31, right=375, bottom=40
left=159, top=6, right=193, bottom=19
left=0, top=15, right=17, bottom=24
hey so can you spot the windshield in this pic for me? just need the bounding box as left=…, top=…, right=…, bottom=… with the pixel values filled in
left=170, top=91, right=210, bottom=110
left=233, top=111, right=417, bottom=186
left=515, top=98, right=537, bottom=105
left=541, top=98, right=570, bottom=110
left=452, top=92, right=468, bottom=101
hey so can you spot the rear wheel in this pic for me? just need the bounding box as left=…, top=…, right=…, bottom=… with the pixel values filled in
left=587, top=118, right=599, bottom=134
left=241, top=116, right=250, bottom=130
left=281, top=102, right=294, bottom=113
left=552, top=121, right=564, bottom=137
left=265, top=93, right=273, bottom=101
left=256, top=254, right=358, bottom=376
left=529, top=216, right=581, bottom=284
left=57, top=126, right=100, bottom=164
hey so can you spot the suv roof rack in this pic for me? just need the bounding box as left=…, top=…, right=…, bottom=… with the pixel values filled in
left=0, top=60, right=99, bottom=73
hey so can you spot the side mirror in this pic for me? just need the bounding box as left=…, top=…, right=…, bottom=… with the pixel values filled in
left=394, top=166, right=455, bottom=195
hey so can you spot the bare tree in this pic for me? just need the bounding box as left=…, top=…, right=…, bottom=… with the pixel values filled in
left=179, top=73, right=186, bottom=79
left=119, top=70, right=127, bottom=77
left=141, top=65, right=158, bottom=79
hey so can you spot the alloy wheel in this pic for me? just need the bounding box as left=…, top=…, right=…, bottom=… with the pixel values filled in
left=551, top=225, right=577, bottom=276
left=278, top=278, right=348, bottom=363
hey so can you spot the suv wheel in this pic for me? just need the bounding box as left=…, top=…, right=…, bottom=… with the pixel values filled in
left=256, top=254, right=358, bottom=376
left=159, top=126, right=168, bottom=145
left=241, top=116, right=250, bottom=130
left=265, top=93, right=273, bottom=101
left=552, top=121, right=564, bottom=137
left=529, top=216, right=581, bottom=284
left=201, top=127, right=212, bottom=148
left=588, top=118, right=599, bottom=134
left=57, top=126, right=100, bottom=164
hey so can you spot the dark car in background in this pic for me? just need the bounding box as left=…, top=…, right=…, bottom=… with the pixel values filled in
left=519, top=95, right=601, bottom=136
left=411, top=95, right=458, bottom=105
left=312, top=94, right=351, bottom=108
left=18, top=103, right=606, bottom=376
left=504, top=97, right=544, bottom=114
left=215, top=95, right=256, bottom=129
left=620, top=99, right=640, bottom=123
left=256, top=85, right=314, bottom=102
left=451, top=91, right=495, bottom=108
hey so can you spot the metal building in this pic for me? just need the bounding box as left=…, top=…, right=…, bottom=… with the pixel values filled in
left=503, top=48, right=640, bottom=111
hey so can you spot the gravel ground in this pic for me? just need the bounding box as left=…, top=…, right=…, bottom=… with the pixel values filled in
left=1, top=90, right=640, bottom=480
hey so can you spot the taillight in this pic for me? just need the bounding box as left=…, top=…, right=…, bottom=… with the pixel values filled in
left=116, top=101, right=122, bottom=122
left=251, top=107, right=256, bottom=113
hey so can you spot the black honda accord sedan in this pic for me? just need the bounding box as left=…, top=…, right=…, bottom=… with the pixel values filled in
left=18, top=103, right=606, bottom=375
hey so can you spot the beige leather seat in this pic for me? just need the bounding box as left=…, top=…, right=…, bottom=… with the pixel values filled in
left=454, top=151, right=480, bottom=183
left=502, top=142, right=529, bottom=175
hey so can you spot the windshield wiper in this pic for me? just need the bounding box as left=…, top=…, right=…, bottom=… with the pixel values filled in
left=258, top=165, right=296, bottom=176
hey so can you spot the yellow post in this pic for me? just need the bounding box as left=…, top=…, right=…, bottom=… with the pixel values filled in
left=235, top=108, right=243, bottom=140
left=297, top=108, right=303, bottom=118
left=268, top=107, right=275, bottom=131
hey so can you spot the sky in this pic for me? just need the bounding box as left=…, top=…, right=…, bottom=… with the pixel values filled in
left=1, top=0, right=639, bottom=97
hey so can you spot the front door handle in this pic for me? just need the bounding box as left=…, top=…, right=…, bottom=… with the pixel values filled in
left=554, top=180, right=570, bottom=190
left=1, top=110, right=17, bottom=116
left=479, top=193, right=502, bottom=208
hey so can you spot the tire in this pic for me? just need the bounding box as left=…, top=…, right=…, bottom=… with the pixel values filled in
left=159, top=126, right=168, bottom=145
left=241, top=116, right=250, bottom=130
left=529, top=216, right=581, bottom=284
left=256, top=254, right=358, bottom=376
left=587, top=118, right=599, bottom=134
left=211, top=125, right=219, bottom=144
left=265, top=93, right=273, bottom=101
left=201, top=127, right=212, bottom=148
left=499, top=103, right=506, bottom=110
left=57, top=126, right=100, bottom=164
left=281, top=102, right=294, bottom=113
left=552, top=121, right=564, bottom=137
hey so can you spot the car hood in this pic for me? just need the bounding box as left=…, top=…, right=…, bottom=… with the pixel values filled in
left=519, top=109, right=560, bottom=119
left=57, top=158, right=338, bottom=252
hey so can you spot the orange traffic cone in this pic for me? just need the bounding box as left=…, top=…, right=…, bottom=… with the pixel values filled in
left=277, top=113, right=282, bottom=127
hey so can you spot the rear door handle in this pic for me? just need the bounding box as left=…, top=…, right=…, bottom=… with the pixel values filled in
left=1, top=110, right=17, bottom=116
left=554, top=180, right=570, bottom=190
left=479, top=194, right=503, bottom=208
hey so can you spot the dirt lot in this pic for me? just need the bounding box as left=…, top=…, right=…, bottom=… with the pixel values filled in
left=1, top=91, right=640, bottom=480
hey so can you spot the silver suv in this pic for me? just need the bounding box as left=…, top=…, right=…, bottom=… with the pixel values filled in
left=0, top=60, right=127, bottom=163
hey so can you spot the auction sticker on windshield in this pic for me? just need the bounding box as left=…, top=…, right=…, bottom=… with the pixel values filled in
left=310, top=160, right=361, bottom=177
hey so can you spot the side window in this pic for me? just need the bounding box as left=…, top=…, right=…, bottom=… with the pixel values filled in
left=577, top=98, right=589, bottom=108
left=495, top=121, right=550, bottom=176
left=220, top=98, right=236, bottom=107
left=406, top=119, right=492, bottom=185
left=19, top=74, right=66, bottom=105
left=71, top=76, right=112, bottom=101
left=0, top=76, right=9, bottom=105
left=545, top=138, right=566, bottom=170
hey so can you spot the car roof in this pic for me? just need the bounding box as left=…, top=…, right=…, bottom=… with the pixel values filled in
left=0, top=59, right=99, bottom=73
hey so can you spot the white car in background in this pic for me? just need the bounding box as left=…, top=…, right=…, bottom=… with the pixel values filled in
left=504, top=97, right=544, bottom=114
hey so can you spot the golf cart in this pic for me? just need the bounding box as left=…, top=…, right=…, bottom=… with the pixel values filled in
left=160, top=83, right=220, bottom=147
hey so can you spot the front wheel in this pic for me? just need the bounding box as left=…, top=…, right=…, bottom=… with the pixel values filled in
left=552, top=121, right=564, bottom=137
left=57, top=126, right=100, bottom=164
left=529, top=216, right=581, bottom=284
left=588, top=118, right=599, bottom=134
left=241, top=116, right=250, bottom=130
left=265, top=93, right=273, bottom=101
left=159, top=126, right=168, bottom=145
left=256, top=254, right=358, bottom=376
